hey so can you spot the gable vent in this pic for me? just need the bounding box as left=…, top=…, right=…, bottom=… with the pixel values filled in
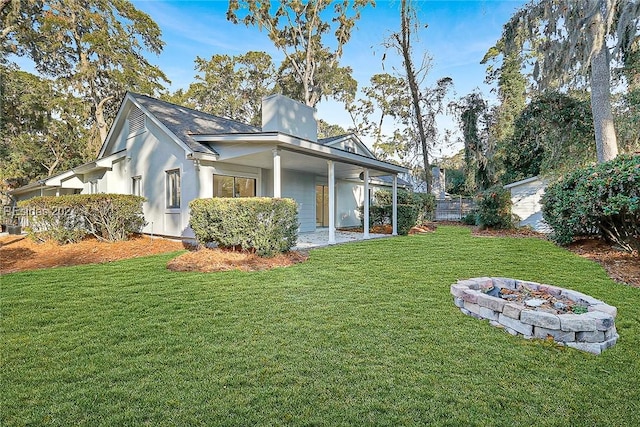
left=128, top=106, right=146, bottom=136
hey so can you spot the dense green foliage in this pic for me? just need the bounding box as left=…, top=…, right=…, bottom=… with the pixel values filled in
left=18, top=194, right=146, bottom=244
left=501, top=92, right=595, bottom=183
left=482, top=45, right=527, bottom=145
left=3, top=227, right=639, bottom=425
left=541, top=155, right=640, bottom=252
left=395, top=204, right=420, bottom=235
left=615, top=88, right=640, bottom=155
left=449, top=91, right=496, bottom=192
left=2, top=0, right=169, bottom=150
left=190, top=198, right=298, bottom=257
left=0, top=67, right=91, bottom=191
left=374, top=189, right=436, bottom=222
left=366, top=204, right=419, bottom=236
left=496, top=0, right=640, bottom=163
left=361, top=189, right=435, bottom=234
left=166, top=51, right=276, bottom=126
left=475, top=186, right=514, bottom=229
left=18, top=197, right=87, bottom=245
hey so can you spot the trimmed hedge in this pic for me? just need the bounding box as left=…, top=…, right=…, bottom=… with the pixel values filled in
left=190, top=197, right=298, bottom=257
left=18, top=194, right=146, bottom=244
left=397, top=204, right=420, bottom=236
left=541, top=154, right=640, bottom=252
left=475, top=186, right=514, bottom=230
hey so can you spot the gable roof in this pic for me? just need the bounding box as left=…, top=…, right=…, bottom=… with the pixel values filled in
left=318, top=135, right=347, bottom=145
left=318, top=133, right=376, bottom=158
left=128, top=93, right=260, bottom=156
left=11, top=149, right=127, bottom=195
left=370, top=174, right=412, bottom=188
left=99, top=93, right=406, bottom=176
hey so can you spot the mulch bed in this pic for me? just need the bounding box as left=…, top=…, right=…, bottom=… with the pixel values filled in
left=0, top=234, right=185, bottom=274
left=167, top=248, right=308, bottom=273
left=567, top=237, right=639, bottom=288
left=338, top=222, right=438, bottom=235
left=337, top=225, right=393, bottom=234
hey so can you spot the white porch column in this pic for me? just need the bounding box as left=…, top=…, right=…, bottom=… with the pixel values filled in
left=328, top=160, right=336, bottom=244
left=272, top=148, right=281, bottom=198
left=392, top=174, right=398, bottom=236
left=363, top=168, right=370, bottom=239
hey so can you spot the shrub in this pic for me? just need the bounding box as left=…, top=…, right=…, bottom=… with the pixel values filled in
left=461, top=211, right=478, bottom=226
left=19, top=194, right=146, bottom=244
left=18, top=197, right=87, bottom=244
left=368, top=205, right=390, bottom=228
left=412, top=192, right=437, bottom=222
left=541, top=154, right=640, bottom=252
left=373, top=189, right=436, bottom=220
left=76, top=195, right=147, bottom=241
left=475, top=186, right=514, bottom=229
left=359, top=189, right=434, bottom=235
left=190, top=197, right=298, bottom=257
left=397, top=204, right=420, bottom=235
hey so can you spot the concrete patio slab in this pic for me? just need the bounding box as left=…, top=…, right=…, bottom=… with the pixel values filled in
left=293, top=229, right=390, bottom=250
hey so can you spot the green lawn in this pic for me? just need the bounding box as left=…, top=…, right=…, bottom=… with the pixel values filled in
left=2, top=226, right=639, bottom=426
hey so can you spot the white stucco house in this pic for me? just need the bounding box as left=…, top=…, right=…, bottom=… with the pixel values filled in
left=11, top=92, right=409, bottom=244
left=504, top=176, right=551, bottom=233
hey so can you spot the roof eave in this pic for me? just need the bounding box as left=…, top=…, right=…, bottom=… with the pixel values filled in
left=193, top=132, right=408, bottom=175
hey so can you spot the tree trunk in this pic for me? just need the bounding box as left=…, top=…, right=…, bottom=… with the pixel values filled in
left=95, top=95, right=114, bottom=145
left=398, top=0, right=431, bottom=192
left=589, top=20, right=618, bottom=163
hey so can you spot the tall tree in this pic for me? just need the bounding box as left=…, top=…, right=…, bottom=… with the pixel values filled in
left=276, top=49, right=357, bottom=108
left=227, top=0, right=373, bottom=107
left=500, top=0, right=640, bottom=163
left=481, top=41, right=528, bottom=145
left=180, top=51, right=277, bottom=126
left=383, top=0, right=452, bottom=190
left=449, top=91, right=496, bottom=192
left=317, top=119, right=347, bottom=139
left=347, top=73, right=409, bottom=160
left=0, top=66, right=89, bottom=192
left=2, top=0, right=169, bottom=153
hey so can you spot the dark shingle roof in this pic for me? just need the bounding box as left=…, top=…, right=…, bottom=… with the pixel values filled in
left=371, top=174, right=412, bottom=188
left=318, top=134, right=350, bottom=145
left=130, top=92, right=260, bottom=155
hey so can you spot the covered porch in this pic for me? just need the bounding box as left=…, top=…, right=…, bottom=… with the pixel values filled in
left=193, top=132, right=408, bottom=245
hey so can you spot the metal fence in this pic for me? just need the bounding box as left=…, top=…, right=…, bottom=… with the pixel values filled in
left=434, top=197, right=476, bottom=221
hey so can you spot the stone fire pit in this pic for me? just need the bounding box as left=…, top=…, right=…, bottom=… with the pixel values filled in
left=451, top=277, right=618, bottom=355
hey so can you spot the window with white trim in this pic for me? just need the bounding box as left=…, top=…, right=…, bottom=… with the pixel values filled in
left=166, top=169, right=180, bottom=208
left=132, top=176, right=142, bottom=196
left=213, top=174, right=256, bottom=198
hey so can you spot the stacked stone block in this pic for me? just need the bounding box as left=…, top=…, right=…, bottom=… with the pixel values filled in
left=451, top=277, right=618, bottom=355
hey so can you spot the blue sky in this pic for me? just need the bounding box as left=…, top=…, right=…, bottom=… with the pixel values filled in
left=130, top=0, right=527, bottom=157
